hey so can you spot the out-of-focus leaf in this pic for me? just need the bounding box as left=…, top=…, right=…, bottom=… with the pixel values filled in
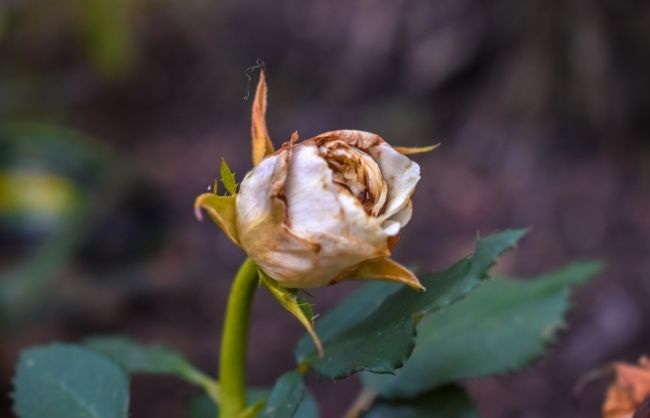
left=189, top=387, right=318, bottom=418
left=294, top=391, right=319, bottom=418
left=295, top=229, right=527, bottom=379
left=362, top=386, right=477, bottom=418
left=363, top=262, right=602, bottom=398
left=259, top=371, right=305, bottom=418
left=84, top=336, right=219, bottom=400
left=0, top=123, right=121, bottom=328
left=259, top=270, right=323, bottom=357
left=220, top=158, right=237, bottom=195
left=77, top=0, right=136, bottom=78
left=13, top=344, right=129, bottom=418
left=190, top=390, right=268, bottom=418
left=0, top=172, right=80, bottom=224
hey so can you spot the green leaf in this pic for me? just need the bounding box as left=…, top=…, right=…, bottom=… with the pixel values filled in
left=189, top=385, right=318, bottom=418
left=83, top=336, right=218, bottom=399
left=189, top=395, right=217, bottom=418
left=295, top=229, right=527, bottom=379
left=220, top=158, right=237, bottom=195
left=13, top=344, right=129, bottom=418
left=259, top=371, right=305, bottom=418
left=362, top=386, right=477, bottom=418
left=188, top=391, right=268, bottom=418
left=363, top=262, right=602, bottom=398
left=294, top=391, right=319, bottom=418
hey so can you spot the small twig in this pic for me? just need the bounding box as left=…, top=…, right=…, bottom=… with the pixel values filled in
left=242, top=59, right=266, bottom=101
left=342, top=389, right=377, bottom=418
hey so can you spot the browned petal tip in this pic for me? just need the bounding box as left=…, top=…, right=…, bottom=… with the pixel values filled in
left=394, top=143, right=441, bottom=155
left=193, top=193, right=210, bottom=221
left=342, top=257, right=426, bottom=292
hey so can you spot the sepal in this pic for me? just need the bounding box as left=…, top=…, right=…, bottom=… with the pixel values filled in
left=194, top=193, right=240, bottom=246
left=251, top=70, right=274, bottom=166
left=338, top=257, right=425, bottom=291
left=259, top=269, right=324, bottom=358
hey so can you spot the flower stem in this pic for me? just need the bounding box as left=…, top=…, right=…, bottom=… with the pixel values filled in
left=219, top=258, right=259, bottom=418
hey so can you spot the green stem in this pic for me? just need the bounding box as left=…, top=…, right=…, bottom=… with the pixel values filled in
left=219, top=258, right=259, bottom=418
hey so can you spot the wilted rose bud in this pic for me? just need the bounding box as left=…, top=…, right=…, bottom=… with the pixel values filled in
left=195, top=70, right=434, bottom=291
left=237, top=130, right=423, bottom=289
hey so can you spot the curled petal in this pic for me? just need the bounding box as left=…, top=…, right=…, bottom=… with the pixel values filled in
left=387, top=199, right=414, bottom=231
left=368, top=143, right=420, bottom=220
left=194, top=193, right=239, bottom=246
left=251, top=69, right=274, bottom=166
left=334, top=257, right=424, bottom=291
left=308, top=130, right=384, bottom=151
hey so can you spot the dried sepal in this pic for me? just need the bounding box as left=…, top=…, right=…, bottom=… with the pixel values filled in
left=194, top=193, right=240, bottom=246
left=251, top=69, right=274, bottom=166
left=603, top=356, right=650, bottom=418
left=394, top=143, right=440, bottom=155
left=335, top=257, right=425, bottom=291
left=258, top=269, right=324, bottom=358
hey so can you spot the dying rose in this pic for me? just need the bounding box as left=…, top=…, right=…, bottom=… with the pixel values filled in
left=236, top=129, right=422, bottom=289
left=195, top=70, right=434, bottom=290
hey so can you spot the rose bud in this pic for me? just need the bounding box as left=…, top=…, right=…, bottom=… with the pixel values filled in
left=195, top=70, right=434, bottom=291
left=236, top=130, right=425, bottom=290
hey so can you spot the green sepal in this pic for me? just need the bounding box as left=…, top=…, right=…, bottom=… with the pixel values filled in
left=259, top=269, right=324, bottom=358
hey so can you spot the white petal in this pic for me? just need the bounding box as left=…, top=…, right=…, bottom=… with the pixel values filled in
left=236, top=153, right=281, bottom=236
left=382, top=220, right=401, bottom=236
left=285, top=144, right=345, bottom=237
left=387, top=200, right=413, bottom=229
left=368, top=144, right=420, bottom=220
left=336, top=192, right=387, bottom=248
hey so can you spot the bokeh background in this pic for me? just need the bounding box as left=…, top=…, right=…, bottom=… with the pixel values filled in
left=1, top=1, right=650, bottom=417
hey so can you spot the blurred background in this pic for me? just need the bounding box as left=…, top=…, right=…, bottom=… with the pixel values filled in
left=1, top=0, right=649, bottom=417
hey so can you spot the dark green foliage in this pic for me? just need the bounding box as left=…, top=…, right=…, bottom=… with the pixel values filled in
left=13, top=344, right=129, bottom=418
left=296, top=229, right=527, bottom=379
left=362, top=262, right=602, bottom=398
left=259, top=371, right=305, bottom=418
left=363, top=386, right=477, bottom=418
left=83, top=336, right=211, bottom=385
left=188, top=384, right=318, bottom=418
